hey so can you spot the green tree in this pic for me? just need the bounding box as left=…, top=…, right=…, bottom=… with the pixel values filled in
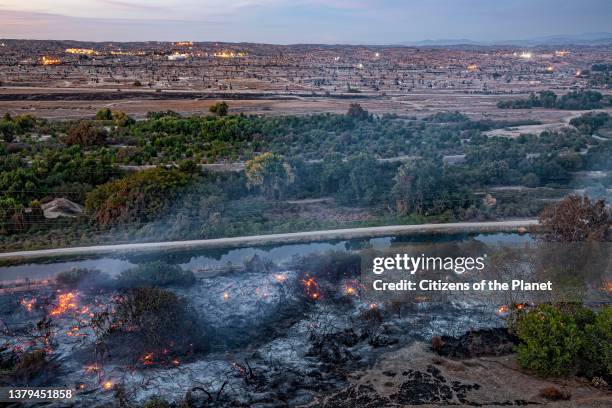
left=0, top=120, right=16, bottom=142
left=245, top=153, right=295, bottom=200
left=347, top=103, right=369, bottom=120
left=95, top=108, right=113, bottom=121
left=209, top=101, right=229, bottom=117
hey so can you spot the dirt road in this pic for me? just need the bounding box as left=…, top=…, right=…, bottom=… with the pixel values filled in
left=0, top=220, right=538, bottom=261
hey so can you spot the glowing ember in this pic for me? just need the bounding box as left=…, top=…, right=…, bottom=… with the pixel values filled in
left=302, top=276, right=322, bottom=300
left=345, top=286, right=356, bottom=296
left=66, top=326, right=83, bottom=337
left=50, top=292, right=77, bottom=316
left=20, top=298, right=36, bottom=312
left=222, top=292, right=230, bottom=300
left=102, top=381, right=113, bottom=390
left=142, top=352, right=154, bottom=366
left=274, top=273, right=288, bottom=283
left=172, top=358, right=180, bottom=366
left=84, top=363, right=101, bottom=374
left=369, top=303, right=378, bottom=309
left=496, top=305, right=509, bottom=316
left=601, top=281, right=612, bottom=293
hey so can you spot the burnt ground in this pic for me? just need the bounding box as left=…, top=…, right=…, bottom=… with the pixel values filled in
left=307, top=340, right=611, bottom=408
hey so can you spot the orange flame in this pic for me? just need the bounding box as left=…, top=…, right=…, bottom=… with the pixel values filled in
left=496, top=305, right=509, bottom=316
left=142, top=352, right=154, bottom=366
left=302, top=276, right=322, bottom=300
left=20, top=298, right=36, bottom=312
left=50, top=292, right=77, bottom=316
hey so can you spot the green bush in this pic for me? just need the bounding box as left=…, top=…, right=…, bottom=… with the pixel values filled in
left=117, top=262, right=196, bottom=287
left=516, top=305, right=583, bottom=375
left=515, top=304, right=611, bottom=377
left=583, top=306, right=612, bottom=376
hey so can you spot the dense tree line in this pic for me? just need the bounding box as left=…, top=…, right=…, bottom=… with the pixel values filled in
left=1, top=108, right=610, bottom=244
left=497, top=90, right=609, bottom=110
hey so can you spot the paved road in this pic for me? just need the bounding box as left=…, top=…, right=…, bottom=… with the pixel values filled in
left=0, top=220, right=538, bottom=261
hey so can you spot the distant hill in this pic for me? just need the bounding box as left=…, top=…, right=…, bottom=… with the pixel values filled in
left=401, top=32, right=612, bottom=47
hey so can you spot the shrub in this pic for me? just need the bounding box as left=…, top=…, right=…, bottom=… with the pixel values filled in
left=346, top=103, right=369, bottom=120
left=538, top=195, right=610, bottom=242
left=142, top=398, right=171, bottom=408
left=515, top=304, right=611, bottom=377
left=93, top=287, right=205, bottom=358
left=85, top=168, right=192, bottom=226
left=117, top=262, right=196, bottom=288
left=56, top=268, right=111, bottom=288
left=95, top=108, right=113, bottom=121
left=538, top=386, right=570, bottom=401
left=0, top=350, right=48, bottom=385
left=515, top=305, right=583, bottom=375
left=209, top=102, right=229, bottom=116
left=66, top=121, right=107, bottom=146
left=583, top=306, right=612, bottom=376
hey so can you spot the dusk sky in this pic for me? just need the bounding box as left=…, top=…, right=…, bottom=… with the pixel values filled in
left=1, top=0, right=611, bottom=44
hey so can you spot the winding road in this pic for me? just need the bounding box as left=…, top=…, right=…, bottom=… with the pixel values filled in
left=0, top=219, right=538, bottom=261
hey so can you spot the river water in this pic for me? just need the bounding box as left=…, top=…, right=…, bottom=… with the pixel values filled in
left=0, top=232, right=532, bottom=282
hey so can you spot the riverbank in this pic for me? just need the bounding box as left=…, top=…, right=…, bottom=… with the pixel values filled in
left=0, top=219, right=538, bottom=262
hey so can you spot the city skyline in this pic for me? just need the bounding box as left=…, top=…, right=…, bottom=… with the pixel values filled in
left=1, top=0, right=611, bottom=44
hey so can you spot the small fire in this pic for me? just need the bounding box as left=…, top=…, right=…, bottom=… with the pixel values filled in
left=345, top=285, right=356, bottom=296
left=222, top=292, right=230, bottom=300
left=601, top=281, right=612, bottom=294
left=467, top=63, right=478, bottom=72
left=50, top=292, right=77, bottom=317
left=102, top=380, right=113, bottom=390
left=20, top=298, right=36, bottom=312
left=496, top=305, right=509, bottom=316
left=66, top=326, right=83, bottom=337
left=545, top=66, right=554, bottom=72
left=172, top=358, right=180, bottom=366
left=84, top=363, right=101, bottom=374
left=369, top=303, right=378, bottom=309
left=301, top=276, right=322, bottom=300
left=142, top=352, right=154, bottom=366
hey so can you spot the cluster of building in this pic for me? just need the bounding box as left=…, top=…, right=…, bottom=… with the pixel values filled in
left=0, top=39, right=609, bottom=94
